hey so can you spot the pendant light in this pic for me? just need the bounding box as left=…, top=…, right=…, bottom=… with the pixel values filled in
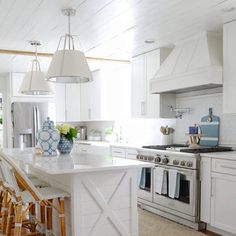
left=46, top=8, right=92, bottom=83
left=19, top=41, right=53, bottom=95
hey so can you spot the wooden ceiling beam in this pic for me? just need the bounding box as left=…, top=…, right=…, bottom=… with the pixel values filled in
left=0, top=49, right=130, bottom=63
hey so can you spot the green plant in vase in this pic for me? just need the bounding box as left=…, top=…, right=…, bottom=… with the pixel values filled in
left=56, top=124, right=77, bottom=154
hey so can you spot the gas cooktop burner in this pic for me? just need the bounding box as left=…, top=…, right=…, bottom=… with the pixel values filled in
left=142, top=144, right=233, bottom=153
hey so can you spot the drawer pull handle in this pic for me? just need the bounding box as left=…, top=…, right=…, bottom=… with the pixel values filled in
left=79, top=143, right=91, bottom=146
left=113, top=151, right=122, bottom=154
left=221, top=165, right=236, bottom=170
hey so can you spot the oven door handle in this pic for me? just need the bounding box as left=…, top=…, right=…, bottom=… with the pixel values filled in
left=154, top=166, right=193, bottom=176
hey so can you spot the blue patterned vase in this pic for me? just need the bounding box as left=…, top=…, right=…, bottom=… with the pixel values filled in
left=37, top=117, right=60, bottom=156
left=57, top=135, right=73, bottom=154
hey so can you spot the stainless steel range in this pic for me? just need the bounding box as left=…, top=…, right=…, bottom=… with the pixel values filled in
left=136, top=144, right=232, bottom=229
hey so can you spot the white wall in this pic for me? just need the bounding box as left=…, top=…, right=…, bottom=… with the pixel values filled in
left=0, top=73, right=10, bottom=148
left=71, top=118, right=176, bottom=145
left=118, top=118, right=176, bottom=145
left=174, top=88, right=236, bottom=146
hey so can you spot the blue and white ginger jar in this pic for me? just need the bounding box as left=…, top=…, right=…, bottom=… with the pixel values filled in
left=57, top=135, right=73, bottom=154
left=37, top=117, right=60, bottom=156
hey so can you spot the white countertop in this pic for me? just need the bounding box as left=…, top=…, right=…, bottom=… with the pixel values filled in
left=0, top=148, right=153, bottom=175
left=201, top=151, right=236, bottom=161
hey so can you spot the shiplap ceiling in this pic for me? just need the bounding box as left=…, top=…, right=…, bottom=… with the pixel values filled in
left=1, top=0, right=236, bottom=73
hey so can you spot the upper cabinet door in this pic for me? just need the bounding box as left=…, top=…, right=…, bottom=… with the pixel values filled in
left=55, top=84, right=80, bottom=122
left=223, top=21, right=236, bottom=114
left=131, top=54, right=147, bottom=118
left=90, top=70, right=102, bottom=120
left=65, top=84, right=81, bottom=122
left=80, top=70, right=101, bottom=121
left=55, top=84, right=66, bottom=122
left=131, top=49, right=175, bottom=118
left=80, top=82, right=91, bottom=121
left=146, top=49, right=161, bottom=118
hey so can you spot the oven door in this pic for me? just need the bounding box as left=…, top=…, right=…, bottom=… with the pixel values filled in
left=153, top=165, right=198, bottom=217
left=137, top=167, right=153, bottom=202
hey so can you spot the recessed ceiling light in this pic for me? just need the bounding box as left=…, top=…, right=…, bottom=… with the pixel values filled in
left=221, top=6, right=235, bottom=12
left=144, top=39, right=155, bottom=44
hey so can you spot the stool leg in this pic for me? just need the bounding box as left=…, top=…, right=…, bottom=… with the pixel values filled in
left=1, top=191, right=8, bottom=234
left=58, top=197, right=66, bottom=236
left=6, top=201, right=14, bottom=236
left=40, top=204, right=46, bottom=235
left=46, top=199, right=53, bottom=236
left=14, top=203, right=23, bottom=236
left=29, top=202, right=36, bottom=232
left=0, top=191, right=4, bottom=212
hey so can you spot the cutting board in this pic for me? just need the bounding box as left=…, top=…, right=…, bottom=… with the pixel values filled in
left=199, top=108, right=220, bottom=147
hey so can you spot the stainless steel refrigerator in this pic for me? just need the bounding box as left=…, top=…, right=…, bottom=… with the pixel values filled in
left=11, top=102, right=56, bottom=148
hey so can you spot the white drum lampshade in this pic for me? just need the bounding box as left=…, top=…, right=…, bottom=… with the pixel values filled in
left=19, top=41, right=53, bottom=95
left=46, top=49, right=92, bottom=83
left=20, top=70, right=54, bottom=95
left=46, top=8, right=92, bottom=83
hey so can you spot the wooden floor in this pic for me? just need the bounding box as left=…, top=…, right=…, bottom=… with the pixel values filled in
left=139, top=208, right=221, bottom=236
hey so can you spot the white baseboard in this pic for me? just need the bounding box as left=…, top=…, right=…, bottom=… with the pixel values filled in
left=207, top=224, right=236, bottom=236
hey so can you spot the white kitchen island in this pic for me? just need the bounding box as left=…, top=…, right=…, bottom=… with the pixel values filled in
left=0, top=148, right=153, bottom=236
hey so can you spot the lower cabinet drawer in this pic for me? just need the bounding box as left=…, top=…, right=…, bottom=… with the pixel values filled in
left=77, top=144, right=91, bottom=153
left=126, top=148, right=138, bottom=160
left=212, top=159, right=236, bottom=176
left=111, top=147, right=126, bottom=157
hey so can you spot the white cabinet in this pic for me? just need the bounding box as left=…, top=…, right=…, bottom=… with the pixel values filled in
left=80, top=65, right=131, bottom=121
left=111, top=147, right=126, bottom=157
left=131, top=55, right=146, bottom=117
left=110, top=146, right=138, bottom=160
left=125, top=148, right=138, bottom=160
left=223, top=20, right=236, bottom=114
left=55, top=83, right=80, bottom=122
left=55, top=84, right=66, bottom=122
left=131, top=48, right=175, bottom=118
left=65, top=84, right=80, bottom=121
left=201, top=156, right=236, bottom=235
left=80, top=70, right=102, bottom=121
left=74, top=143, right=110, bottom=156
left=200, top=158, right=211, bottom=223
left=211, top=173, right=236, bottom=234
left=80, top=82, right=90, bottom=120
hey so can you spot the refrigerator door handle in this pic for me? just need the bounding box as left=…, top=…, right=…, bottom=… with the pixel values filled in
left=33, top=106, right=37, bottom=146
left=36, top=106, right=40, bottom=133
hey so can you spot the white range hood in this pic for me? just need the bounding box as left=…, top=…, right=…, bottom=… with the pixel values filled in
left=150, top=32, right=223, bottom=94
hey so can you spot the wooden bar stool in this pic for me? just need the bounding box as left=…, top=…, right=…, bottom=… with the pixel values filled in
left=0, top=154, right=70, bottom=236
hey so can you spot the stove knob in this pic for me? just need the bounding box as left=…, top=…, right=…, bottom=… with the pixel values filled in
left=162, top=157, right=169, bottom=164
left=186, top=161, right=193, bottom=167
left=139, top=155, right=144, bottom=160
left=173, top=160, right=179, bottom=165
left=155, top=156, right=161, bottom=163
left=180, top=161, right=186, bottom=166
left=148, top=156, right=154, bottom=161
left=136, top=155, right=140, bottom=160
left=144, top=156, right=148, bottom=161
